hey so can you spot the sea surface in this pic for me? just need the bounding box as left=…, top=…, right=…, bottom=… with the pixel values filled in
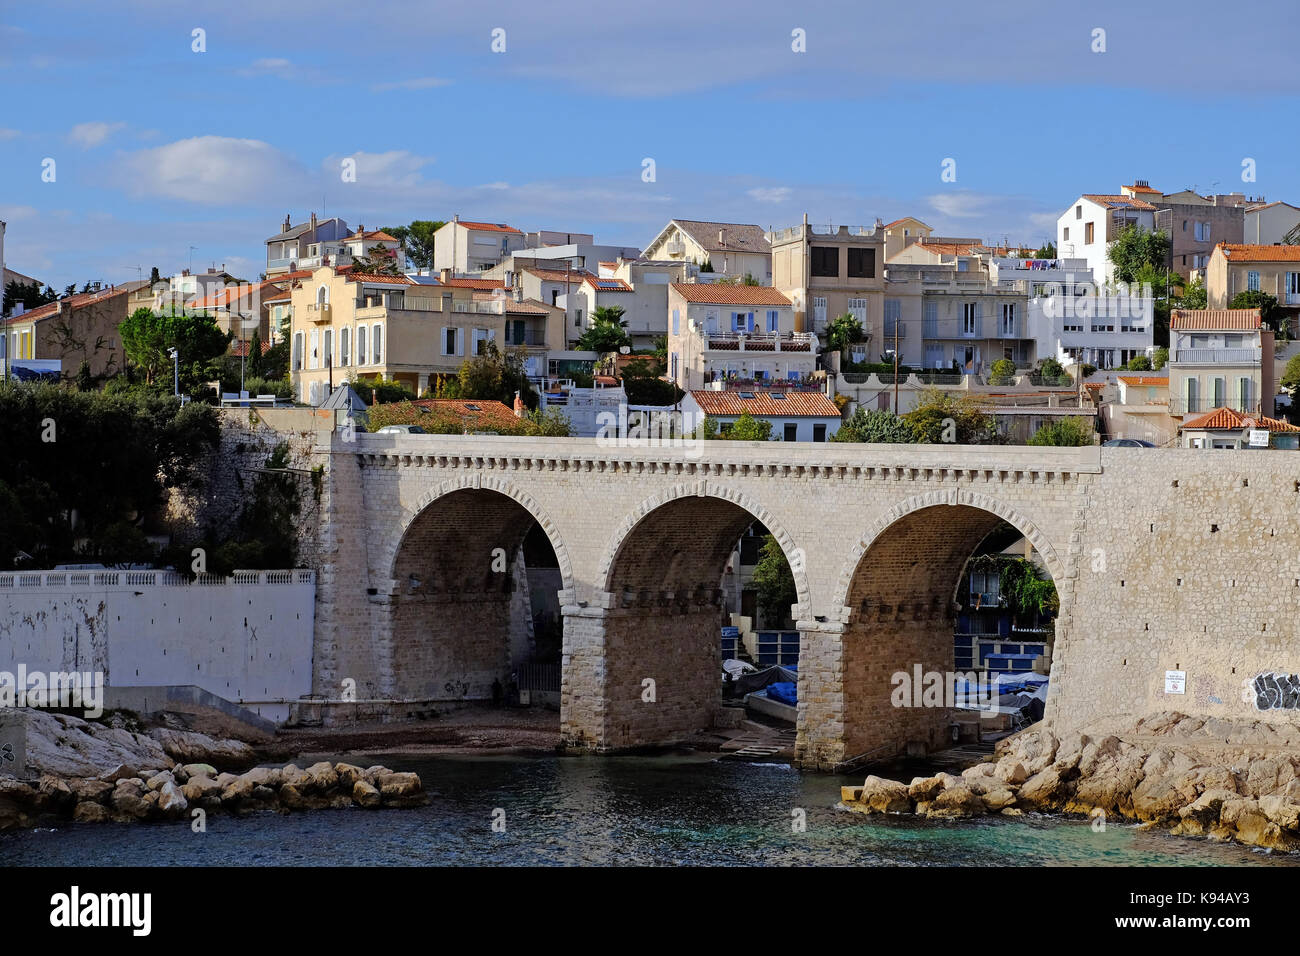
left=1, top=752, right=1293, bottom=866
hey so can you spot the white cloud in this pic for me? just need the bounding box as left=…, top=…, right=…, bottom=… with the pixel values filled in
left=748, top=187, right=792, bottom=204
left=69, top=121, right=126, bottom=148
left=370, top=77, right=452, bottom=92
left=0, top=128, right=21, bottom=141
left=238, top=57, right=295, bottom=78
left=112, top=136, right=307, bottom=204
left=327, top=150, right=436, bottom=189
left=926, top=191, right=996, bottom=219
left=480, top=181, right=510, bottom=190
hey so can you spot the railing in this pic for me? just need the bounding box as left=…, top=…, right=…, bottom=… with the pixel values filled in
left=0, top=569, right=315, bottom=589
left=703, top=330, right=817, bottom=352
left=307, top=303, right=332, bottom=323
left=1171, top=348, right=1261, bottom=365
left=504, top=330, right=547, bottom=347
left=517, top=662, right=561, bottom=693
left=1169, top=397, right=1256, bottom=416
left=452, top=301, right=506, bottom=314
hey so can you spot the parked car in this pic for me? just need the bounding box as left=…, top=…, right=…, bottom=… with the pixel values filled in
left=1102, top=438, right=1156, bottom=447
left=376, top=424, right=426, bottom=434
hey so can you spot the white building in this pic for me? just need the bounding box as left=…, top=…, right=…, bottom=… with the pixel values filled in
left=1057, top=194, right=1157, bottom=285
left=565, top=259, right=690, bottom=349
left=432, top=218, right=527, bottom=274
left=1243, top=201, right=1300, bottom=246
left=681, top=388, right=842, bottom=442
left=642, top=219, right=772, bottom=283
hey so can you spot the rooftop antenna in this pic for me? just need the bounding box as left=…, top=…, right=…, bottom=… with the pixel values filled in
left=188, top=245, right=197, bottom=272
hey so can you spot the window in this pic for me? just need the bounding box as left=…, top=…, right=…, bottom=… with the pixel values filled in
left=1248, top=271, right=1260, bottom=292
left=884, top=299, right=902, bottom=340
left=962, top=302, right=977, bottom=335
left=1288, top=272, right=1300, bottom=296
left=767, top=310, right=779, bottom=332
left=672, top=309, right=679, bottom=336
left=1213, top=377, right=1225, bottom=407
left=1075, top=205, right=1082, bottom=220
left=442, top=327, right=456, bottom=356
left=292, top=332, right=304, bottom=370
left=670, top=352, right=678, bottom=382
left=848, top=298, right=868, bottom=324
left=783, top=423, right=798, bottom=442
left=812, top=296, right=827, bottom=326
left=1185, top=377, right=1199, bottom=414
left=1063, top=227, right=1070, bottom=242
left=309, top=330, right=320, bottom=369
left=472, top=327, right=494, bottom=355
left=1194, top=222, right=1211, bottom=242
left=372, top=324, right=383, bottom=364
left=1239, top=377, right=1251, bottom=411
left=1000, top=303, right=1016, bottom=336
left=357, top=326, right=368, bottom=366
left=810, top=246, right=839, bottom=277
left=847, top=247, right=875, bottom=278
left=1182, top=220, right=1187, bottom=232
left=323, top=329, right=333, bottom=367
left=341, top=328, right=350, bottom=366
left=813, top=423, right=827, bottom=442
left=551, top=290, right=559, bottom=306
left=1085, top=222, right=1095, bottom=244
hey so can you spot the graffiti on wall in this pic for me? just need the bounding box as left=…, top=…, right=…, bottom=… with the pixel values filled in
left=1248, top=672, right=1300, bottom=710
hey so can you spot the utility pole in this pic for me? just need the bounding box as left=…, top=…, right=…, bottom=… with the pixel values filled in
left=893, top=315, right=900, bottom=415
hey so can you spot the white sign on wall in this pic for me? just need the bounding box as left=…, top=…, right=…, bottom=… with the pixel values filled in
left=1249, top=429, right=1269, bottom=448
left=1165, top=670, right=1186, bottom=695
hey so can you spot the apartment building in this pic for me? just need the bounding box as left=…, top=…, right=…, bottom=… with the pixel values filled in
left=1099, top=374, right=1176, bottom=446
left=666, top=284, right=813, bottom=390
left=1057, top=191, right=1157, bottom=284
left=770, top=216, right=885, bottom=337
left=1243, top=201, right=1300, bottom=245
left=265, top=212, right=352, bottom=277
left=286, top=264, right=561, bottom=404
left=642, top=219, right=772, bottom=282
left=681, top=388, right=843, bottom=442
left=431, top=218, right=526, bottom=274
left=191, top=277, right=288, bottom=343
left=1206, top=243, right=1300, bottom=330
left=1147, top=184, right=1247, bottom=278
left=0, top=280, right=148, bottom=380
left=565, top=259, right=690, bottom=349
left=1167, top=309, right=1273, bottom=419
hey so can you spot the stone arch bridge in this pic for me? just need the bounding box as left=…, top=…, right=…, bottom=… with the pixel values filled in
left=311, top=434, right=1300, bottom=769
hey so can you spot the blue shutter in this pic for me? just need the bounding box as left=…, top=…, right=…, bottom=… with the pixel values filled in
left=748, top=311, right=755, bottom=332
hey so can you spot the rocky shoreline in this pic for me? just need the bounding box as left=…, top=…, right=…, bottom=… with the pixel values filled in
left=0, top=710, right=426, bottom=830
left=842, top=711, right=1300, bottom=852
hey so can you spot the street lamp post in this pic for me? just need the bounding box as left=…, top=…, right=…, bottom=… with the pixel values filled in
left=168, top=347, right=179, bottom=397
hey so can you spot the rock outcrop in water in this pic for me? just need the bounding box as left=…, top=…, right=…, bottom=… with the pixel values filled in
left=841, top=712, right=1300, bottom=852
left=0, top=711, right=427, bottom=829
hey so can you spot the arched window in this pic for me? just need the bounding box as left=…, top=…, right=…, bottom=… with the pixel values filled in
left=316, top=285, right=329, bottom=307
left=357, top=325, right=368, bottom=366
left=292, top=331, right=304, bottom=370
left=341, top=328, right=350, bottom=366
left=372, top=324, right=383, bottom=364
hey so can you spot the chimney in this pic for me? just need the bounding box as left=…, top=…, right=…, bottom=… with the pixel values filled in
left=513, top=391, right=525, bottom=418
left=310, top=211, right=318, bottom=230
left=440, top=268, right=452, bottom=284
left=283, top=213, right=291, bottom=232
left=718, top=229, right=726, bottom=246
left=357, top=224, right=364, bottom=235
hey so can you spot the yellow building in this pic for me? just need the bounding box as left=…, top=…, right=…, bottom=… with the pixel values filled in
left=1207, top=243, right=1300, bottom=331
left=286, top=265, right=562, bottom=404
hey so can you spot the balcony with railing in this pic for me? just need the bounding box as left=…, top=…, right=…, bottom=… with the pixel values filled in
left=702, top=330, right=817, bottom=352
left=1171, top=348, right=1261, bottom=365
left=1168, top=396, right=1256, bottom=417
left=306, top=302, right=332, bottom=323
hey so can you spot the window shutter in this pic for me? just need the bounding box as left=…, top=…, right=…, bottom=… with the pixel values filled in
left=457, top=328, right=464, bottom=356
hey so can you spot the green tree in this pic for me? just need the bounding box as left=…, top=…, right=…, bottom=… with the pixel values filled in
left=989, top=358, right=1016, bottom=385
left=903, top=390, right=998, bottom=444
left=1228, top=290, right=1288, bottom=339
left=120, top=307, right=230, bottom=390
left=1125, top=354, right=1152, bottom=372
left=1282, top=354, right=1300, bottom=392
left=826, top=312, right=865, bottom=354
left=381, top=220, right=444, bottom=272
left=750, top=534, right=796, bottom=628
left=1151, top=346, right=1169, bottom=370
left=1034, top=241, right=1057, bottom=258
left=1175, top=274, right=1208, bottom=309
left=3, top=280, right=56, bottom=317
left=350, top=242, right=402, bottom=275
left=445, top=342, right=538, bottom=409
left=831, top=407, right=914, bottom=443
left=1028, top=417, right=1094, bottom=446
left=576, top=306, right=632, bottom=353
left=348, top=374, right=415, bottom=405
left=702, top=412, right=772, bottom=441
left=1106, top=225, right=1171, bottom=284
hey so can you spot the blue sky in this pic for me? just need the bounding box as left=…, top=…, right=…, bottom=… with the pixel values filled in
left=1, top=0, right=1297, bottom=288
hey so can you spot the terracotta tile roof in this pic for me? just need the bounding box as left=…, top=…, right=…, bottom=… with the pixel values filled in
left=1117, top=375, right=1169, bottom=386
left=914, top=240, right=982, bottom=256
left=2, top=281, right=147, bottom=327
left=346, top=229, right=400, bottom=242
left=668, top=220, right=772, bottom=255
left=1170, top=309, right=1261, bottom=330
left=1181, top=407, right=1300, bottom=432
left=1084, top=381, right=1105, bottom=391
left=1124, top=183, right=1162, bottom=194
left=1082, top=194, right=1158, bottom=211
left=229, top=338, right=273, bottom=357
left=455, top=221, right=522, bottom=234
left=504, top=299, right=555, bottom=315
left=409, top=399, right=523, bottom=430
left=690, top=389, right=840, bottom=418
left=522, top=267, right=593, bottom=283
left=1217, top=243, right=1300, bottom=262
left=263, top=289, right=292, bottom=303
left=437, top=277, right=506, bottom=290
left=584, top=276, right=633, bottom=292
left=1245, top=201, right=1300, bottom=212
left=193, top=279, right=286, bottom=309
left=347, top=272, right=415, bottom=285
left=670, top=283, right=790, bottom=306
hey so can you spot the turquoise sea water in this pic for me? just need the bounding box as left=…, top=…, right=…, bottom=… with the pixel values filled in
left=1, top=753, right=1292, bottom=866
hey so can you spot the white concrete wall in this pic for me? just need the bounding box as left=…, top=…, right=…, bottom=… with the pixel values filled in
left=0, top=569, right=316, bottom=722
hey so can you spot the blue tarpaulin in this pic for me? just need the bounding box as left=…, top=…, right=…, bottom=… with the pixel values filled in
left=765, top=681, right=797, bottom=707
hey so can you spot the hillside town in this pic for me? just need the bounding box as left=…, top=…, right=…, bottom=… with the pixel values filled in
left=6, top=181, right=1300, bottom=451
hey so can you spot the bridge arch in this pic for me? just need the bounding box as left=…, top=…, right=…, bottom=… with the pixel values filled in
left=381, top=475, right=575, bottom=702
left=597, top=479, right=812, bottom=615
left=807, top=489, right=1069, bottom=768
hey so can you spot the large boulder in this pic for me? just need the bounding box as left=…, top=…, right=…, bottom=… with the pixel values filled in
left=219, top=776, right=255, bottom=804
left=145, top=770, right=176, bottom=792
left=73, top=801, right=111, bottom=823
left=926, top=785, right=986, bottom=819
left=70, top=778, right=113, bottom=803
left=852, top=775, right=912, bottom=814
left=181, top=776, right=221, bottom=803
left=908, top=776, right=944, bottom=802
left=148, top=729, right=255, bottom=769
left=303, top=762, right=339, bottom=793
left=1017, top=767, right=1066, bottom=808
left=0, top=776, right=39, bottom=830
left=180, top=763, right=218, bottom=782
left=157, top=781, right=188, bottom=816
left=335, top=763, right=365, bottom=789
left=353, top=779, right=382, bottom=809
left=241, top=766, right=281, bottom=788
left=377, top=771, right=426, bottom=807
left=994, top=761, right=1030, bottom=785
left=22, top=711, right=170, bottom=778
